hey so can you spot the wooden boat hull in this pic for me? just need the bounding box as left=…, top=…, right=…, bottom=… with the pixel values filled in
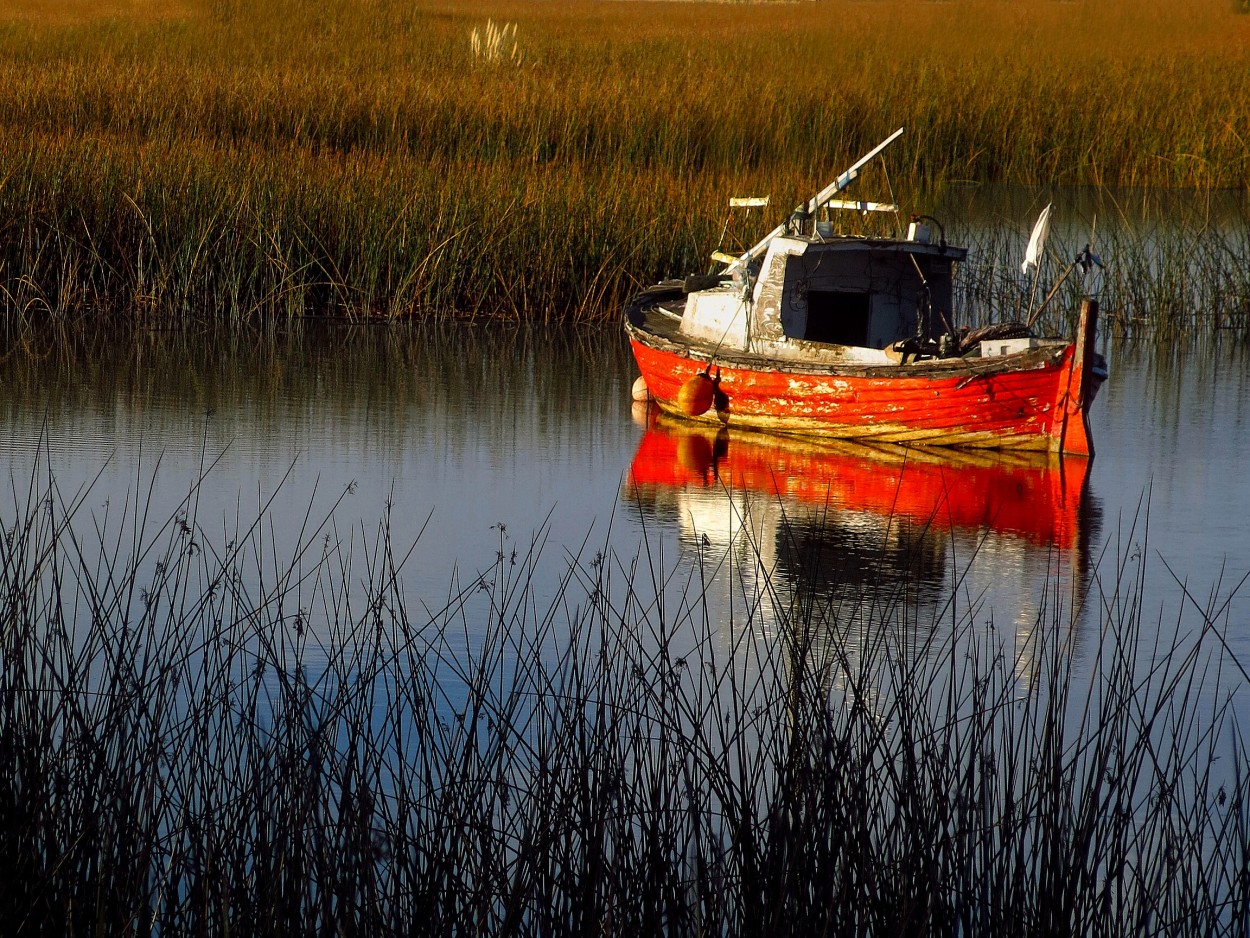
left=626, top=300, right=1102, bottom=456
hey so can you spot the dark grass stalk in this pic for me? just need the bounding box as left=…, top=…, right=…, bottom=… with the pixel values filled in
left=3, top=459, right=1250, bottom=932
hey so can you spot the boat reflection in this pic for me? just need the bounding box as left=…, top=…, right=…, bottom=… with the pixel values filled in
left=622, top=412, right=1101, bottom=690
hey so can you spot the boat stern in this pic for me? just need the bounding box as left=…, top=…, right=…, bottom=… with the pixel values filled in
left=1051, top=298, right=1102, bottom=457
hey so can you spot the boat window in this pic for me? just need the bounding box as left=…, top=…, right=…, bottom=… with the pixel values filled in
left=804, top=290, right=870, bottom=346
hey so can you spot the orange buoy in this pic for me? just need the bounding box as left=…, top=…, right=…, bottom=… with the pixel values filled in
left=676, top=373, right=715, bottom=416
left=675, top=433, right=715, bottom=473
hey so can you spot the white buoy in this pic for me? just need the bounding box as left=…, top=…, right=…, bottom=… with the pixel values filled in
left=631, top=376, right=653, bottom=402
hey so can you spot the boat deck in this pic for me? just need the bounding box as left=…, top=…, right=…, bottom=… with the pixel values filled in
left=626, top=296, right=1069, bottom=381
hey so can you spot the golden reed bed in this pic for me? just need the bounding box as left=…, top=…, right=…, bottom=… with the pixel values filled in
left=0, top=0, right=1246, bottom=319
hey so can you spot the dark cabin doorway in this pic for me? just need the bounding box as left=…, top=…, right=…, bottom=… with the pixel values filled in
left=804, top=290, right=870, bottom=346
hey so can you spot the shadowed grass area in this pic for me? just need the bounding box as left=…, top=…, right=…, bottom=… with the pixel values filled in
left=0, top=0, right=1248, bottom=321
left=3, top=455, right=1249, bottom=933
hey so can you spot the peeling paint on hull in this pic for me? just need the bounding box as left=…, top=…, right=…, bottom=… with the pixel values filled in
left=627, top=302, right=1101, bottom=456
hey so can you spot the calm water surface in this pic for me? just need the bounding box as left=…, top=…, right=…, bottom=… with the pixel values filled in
left=2, top=325, right=1248, bottom=691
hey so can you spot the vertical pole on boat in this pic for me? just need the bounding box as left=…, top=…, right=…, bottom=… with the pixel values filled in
left=1056, top=298, right=1098, bottom=457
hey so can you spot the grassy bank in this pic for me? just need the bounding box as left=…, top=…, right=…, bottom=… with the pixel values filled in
left=3, top=460, right=1250, bottom=933
left=0, top=0, right=1247, bottom=320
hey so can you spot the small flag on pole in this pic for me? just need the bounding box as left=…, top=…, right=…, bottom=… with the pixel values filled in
left=1022, top=203, right=1052, bottom=276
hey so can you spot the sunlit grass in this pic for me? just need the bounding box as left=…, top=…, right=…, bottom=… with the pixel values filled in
left=0, top=0, right=196, bottom=26
left=0, top=0, right=1247, bottom=320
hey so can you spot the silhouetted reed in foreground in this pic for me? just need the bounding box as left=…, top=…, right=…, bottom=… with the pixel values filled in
left=2, top=467, right=1248, bottom=935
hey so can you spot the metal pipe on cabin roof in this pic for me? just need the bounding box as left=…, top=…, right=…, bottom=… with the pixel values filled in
left=910, top=215, right=947, bottom=249
left=722, top=127, right=906, bottom=274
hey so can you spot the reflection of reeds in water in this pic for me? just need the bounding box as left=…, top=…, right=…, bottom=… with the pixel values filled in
left=0, top=321, right=635, bottom=447
left=3, top=465, right=1249, bottom=932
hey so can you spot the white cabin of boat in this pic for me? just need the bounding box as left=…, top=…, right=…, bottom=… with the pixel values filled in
left=678, top=232, right=969, bottom=365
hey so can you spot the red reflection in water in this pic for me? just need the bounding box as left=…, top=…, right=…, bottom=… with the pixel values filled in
left=627, top=414, right=1090, bottom=551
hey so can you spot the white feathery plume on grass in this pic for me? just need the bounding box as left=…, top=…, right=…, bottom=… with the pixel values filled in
left=470, top=19, right=522, bottom=67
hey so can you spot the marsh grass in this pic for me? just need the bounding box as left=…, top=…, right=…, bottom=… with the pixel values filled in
left=1, top=0, right=1248, bottom=323
left=951, top=219, right=1250, bottom=341
left=3, top=450, right=1250, bottom=933
left=470, top=20, right=523, bottom=68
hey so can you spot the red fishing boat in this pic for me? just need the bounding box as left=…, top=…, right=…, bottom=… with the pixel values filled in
left=625, top=128, right=1107, bottom=456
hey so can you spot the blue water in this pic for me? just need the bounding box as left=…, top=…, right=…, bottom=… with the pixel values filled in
left=2, top=325, right=1248, bottom=694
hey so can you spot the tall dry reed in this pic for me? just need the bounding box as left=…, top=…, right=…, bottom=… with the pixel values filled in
left=0, top=0, right=1247, bottom=322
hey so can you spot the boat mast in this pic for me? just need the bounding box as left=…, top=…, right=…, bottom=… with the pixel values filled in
left=720, top=126, right=906, bottom=275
